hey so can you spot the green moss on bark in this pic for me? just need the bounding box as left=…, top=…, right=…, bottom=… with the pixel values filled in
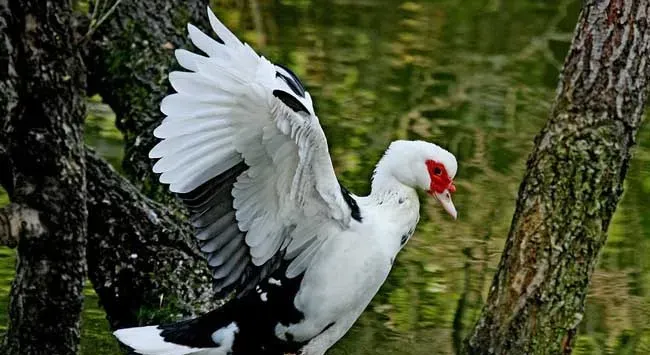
left=465, top=1, right=650, bottom=354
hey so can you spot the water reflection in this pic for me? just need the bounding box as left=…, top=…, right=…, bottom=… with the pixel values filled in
left=1, top=0, right=649, bottom=353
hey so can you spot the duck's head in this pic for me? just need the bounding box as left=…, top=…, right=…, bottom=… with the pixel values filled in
left=377, top=140, right=458, bottom=219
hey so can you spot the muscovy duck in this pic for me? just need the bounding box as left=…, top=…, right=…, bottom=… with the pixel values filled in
left=114, top=7, right=458, bottom=355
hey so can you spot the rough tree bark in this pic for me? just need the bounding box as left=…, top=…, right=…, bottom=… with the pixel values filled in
left=465, top=1, right=650, bottom=354
left=2, top=0, right=220, bottom=335
left=85, top=150, right=215, bottom=329
left=0, top=0, right=88, bottom=354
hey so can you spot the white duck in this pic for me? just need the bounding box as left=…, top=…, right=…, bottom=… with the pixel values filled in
left=114, top=7, right=458, bottom=355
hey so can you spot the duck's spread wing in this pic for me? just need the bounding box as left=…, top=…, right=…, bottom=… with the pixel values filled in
left=150, top=7, right=358, bottom=297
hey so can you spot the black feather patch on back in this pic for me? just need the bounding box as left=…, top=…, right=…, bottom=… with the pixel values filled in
left=158, top=267, right=308, bottom=354
left=273, top=90, right=309, bottom=114
left=340, top=185, right=362, bottom=222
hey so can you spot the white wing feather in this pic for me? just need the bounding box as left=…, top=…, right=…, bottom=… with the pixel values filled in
left=151, top=7, right=353, bottom=279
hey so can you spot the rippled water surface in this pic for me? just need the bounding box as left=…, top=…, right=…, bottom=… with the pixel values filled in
left=1, top=0, right=649, bottom=354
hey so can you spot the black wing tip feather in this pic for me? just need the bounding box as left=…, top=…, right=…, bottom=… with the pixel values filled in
left=213, top=34, right=225, bottom=45
left=273, top=90, right=309, bottom=114
left=275, top=64, right=306, bottom=97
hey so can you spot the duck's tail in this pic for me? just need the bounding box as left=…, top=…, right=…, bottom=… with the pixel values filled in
left=114, top=317, right=239, bottom=355
left=114, top=325, right=200, bottom=355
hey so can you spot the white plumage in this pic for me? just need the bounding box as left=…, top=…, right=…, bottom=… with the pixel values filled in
left=114, top=326, right=202, bottom=355
left=114, top=7, right=459, bottom=355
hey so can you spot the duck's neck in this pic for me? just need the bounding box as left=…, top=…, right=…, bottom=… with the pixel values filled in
left=370, top=158, right=418, bottom=204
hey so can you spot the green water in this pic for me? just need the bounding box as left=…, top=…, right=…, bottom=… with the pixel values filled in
left=1, top=0, right=649, bottom=354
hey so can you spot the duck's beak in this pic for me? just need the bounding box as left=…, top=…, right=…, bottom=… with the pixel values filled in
left=430, top=189, right=457, bottom=219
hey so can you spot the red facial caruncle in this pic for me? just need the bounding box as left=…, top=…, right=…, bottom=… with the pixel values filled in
left=425, top=160, right=456, bottom=194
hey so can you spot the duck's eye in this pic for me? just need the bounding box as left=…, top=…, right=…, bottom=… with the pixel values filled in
left=433, top=167, right=442, bottom=176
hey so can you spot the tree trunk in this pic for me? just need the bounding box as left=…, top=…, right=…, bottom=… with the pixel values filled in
left=86, top=0, right=209, bottom=199
left=465, top=1, right=650, bottom=354
left=0, top=0, right=87, bottom=354
left=85, top=150, right=215, bottom=329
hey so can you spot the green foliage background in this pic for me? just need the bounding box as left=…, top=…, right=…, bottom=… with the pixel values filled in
left=1, top=0, right=649, bottom=354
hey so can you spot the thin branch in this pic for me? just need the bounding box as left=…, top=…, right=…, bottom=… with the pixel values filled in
left=89, top=0, right=101, bottom=28
left=83, top=0, right=122, bottom=41
left=0, top=203, right=45, bottom=248
left=93, top=0, right=122, bottom=34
